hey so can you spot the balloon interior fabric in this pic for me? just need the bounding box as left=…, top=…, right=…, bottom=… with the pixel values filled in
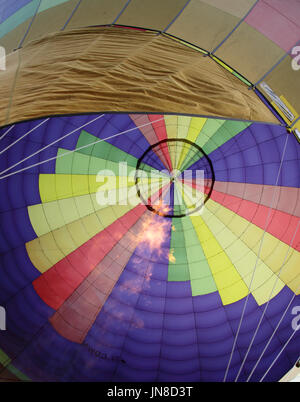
left=0, top=0, right=299, bottom=384
left=0, top=113, right=299, bottom=382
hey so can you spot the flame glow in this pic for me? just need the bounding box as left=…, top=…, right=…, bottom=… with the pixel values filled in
left=138, top=215, right=171, bottom=255
left=168, top=248, right=176, bottom=263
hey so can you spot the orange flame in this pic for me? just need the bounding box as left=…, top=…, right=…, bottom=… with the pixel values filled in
left=138, top=217, right=170, bottom=255
left=168, top=249, right=176, bottom=263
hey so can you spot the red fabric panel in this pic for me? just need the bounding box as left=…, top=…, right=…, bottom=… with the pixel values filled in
left=33, top=205, right=145, bottom=310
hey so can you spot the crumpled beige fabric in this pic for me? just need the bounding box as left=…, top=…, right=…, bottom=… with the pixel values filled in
left=0, top=26, right=278, bottom=127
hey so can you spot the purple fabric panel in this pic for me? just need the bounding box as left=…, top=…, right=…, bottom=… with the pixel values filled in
left=0, top=113, right=299, bottom=382
left=1, top=281, right=298, bottom=382
left=86, top=200, right=172, bottom=381
left=0, top=246, right=39, bottom=304
left=0, top=0, right=32, bottom=24
left=201, top=123, right=300, bottom=187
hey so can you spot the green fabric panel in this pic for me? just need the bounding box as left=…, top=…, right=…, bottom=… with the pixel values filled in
left=0, top=348, right=30, bottom=381
left=7, top=364, right=31, bottom=381
left=181, top=118, right=225, bottom=171
left=190, top=276, right=218, bottom=297
left=202, top=120, right=251, bottom=155
left=76, top=130, right=154, bottom=173
left=200, top=119, right=224, bottom=140
left=181, top=216, right=217, bottom=296
left=168, top=217, right=190, bottom=282
left=56, top=148, right=138, bottom=176
left=0, top=348, right=11, bottom=366
left=172, top=181, right=183, bottom=217
left=168, top=197, right=217, bottom=296
left=182, top=120, right=251, bottom=171
left=180, top=152, right=202, bottom=174
left=55, top=149, right=93, bottom=174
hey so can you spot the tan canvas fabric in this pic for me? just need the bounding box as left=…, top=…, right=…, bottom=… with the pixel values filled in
left=0, top=1, right=298, bottom=121
left=67, top=0, right=129, bottom=29
left=214, top=22, right=285, bottom=84
left=22, top=0, right=79, bottom=47
left=0, top=20, right=29, bottom=55
left=167, top=1, right=242, bottom=52
left=0, top=26, right=278, bottom=127
left=117, top=0, right=189, bottom=31
left=199, top=0, right=256, bottom=18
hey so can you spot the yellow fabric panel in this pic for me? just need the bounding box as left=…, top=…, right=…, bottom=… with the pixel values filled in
left=179, top=181, right=203, bottom=212
left=38, top=173, right=149, bottom=203
left=27, top=170, right=164, bottom=273
left=30, top=177, right=160, bottom=237
left=215, top=22, right=285, bottom=84
left=288, top=275, right=300, bottom=295
left=164, top=115, right=178, bottom=138
left=209, top=199, right=300, bottom=295
left=164, top=115, right=178, bottom=169
left=177, top=116, right=191, bottom=139
left=28, top=204, right=51, bottom=237
left=26, top=203, right=135, bottom=273
left=26, top=230, right=66, bottom=273
left=28, top=171, right=164, bottom=237
left=0, top=27, right=278, bottom=127
left=177, top=117, right=207, bottom=169
left=196, top=119, right=225, bottom=148
left=250, top=234, right=300, bottom=295
left=70, top=193, right=95, bottom=217
left=180, top=182, right=293, bottom=302
left=190, top=214, right=249, bottom=305
left=174, top=116, right=192, bottom=169
left=39, top=174, right=95, bottom=203
left=186, top=117, right=207, bottom=139
left=204, top=200, right=285, bottom=304
left=178, top=182, right=248, bottom=304
left=28, top=199, right=81, bottom=237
